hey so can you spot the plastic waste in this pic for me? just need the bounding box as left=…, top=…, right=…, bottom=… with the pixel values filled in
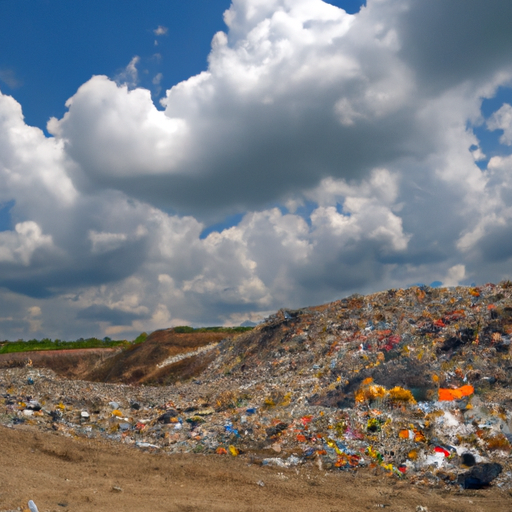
left=457, top=463, right=503, bottom=489
left=461, top=452, right=476, bottom=467
left=28, top=500, right=39, bottom=512
left=2, top=283, right=512, bottom=490
left=438, top=385, right=474, bottom=401
left=135, top=442, right=159, bottom=449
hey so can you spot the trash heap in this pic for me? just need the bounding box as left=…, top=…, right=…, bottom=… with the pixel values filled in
left=1, top=283, right=512, bottom=490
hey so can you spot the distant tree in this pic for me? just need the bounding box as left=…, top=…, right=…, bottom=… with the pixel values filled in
left=133, top=332, right=147, bottom=344
left=174, top=326, right=194, bottom=333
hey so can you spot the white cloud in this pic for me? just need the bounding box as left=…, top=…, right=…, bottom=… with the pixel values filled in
left=443, top=265, right=466, bottom=287
left=154, top=25, right=168, bottom=36
left=26, top=305, right=42, bottom=332
left=114, top=56, right=140, bottom=88
left=487, top=103, right=512, bottom=145
left=44, top=0, right=512, bottom=221
left=47, top=76, right=189, bottom=185
left=89, top=231, right=129, bottom=254
left=48, top=0, right=423, bottom=216
left=0, top=222, right=54, bottom=266
left=2, top=1, right=512, bottom=339
left=0, top=91, right=77, bottom=208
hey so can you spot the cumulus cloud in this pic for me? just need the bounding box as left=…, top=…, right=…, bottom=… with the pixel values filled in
left=46, top=0, right=423, bottom=216
left=114, top=56, right=140, bottom=88
left=2, top=0, right=512, bottom=339
left=154, top=25, right=168, bottom=36
left=43, top=0, right=512, bottom=220
left=47, top=76, right=189, bottom=188
left=0, top=222, right=54, bottom=265
left=487, top=103, right=512, bottom=145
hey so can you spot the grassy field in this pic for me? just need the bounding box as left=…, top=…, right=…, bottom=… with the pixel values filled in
left=0, top=337, right=129, bottom=354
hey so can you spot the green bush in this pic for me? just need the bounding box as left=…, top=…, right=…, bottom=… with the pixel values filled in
left=0, top=337, right=127, bottom=355
left=133, top=332, right=148, bottom=344
left=174, top=326, right=195, bottom=333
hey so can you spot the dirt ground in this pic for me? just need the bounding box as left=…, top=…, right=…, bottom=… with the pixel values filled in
left=1, top=426, right=510, bottom=512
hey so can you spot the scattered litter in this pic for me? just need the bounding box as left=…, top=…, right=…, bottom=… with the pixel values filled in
left=1, top=283, right=512, bottom=491
left=135, top=442, right=159, bottom=449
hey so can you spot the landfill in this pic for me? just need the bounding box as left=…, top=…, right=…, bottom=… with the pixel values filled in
left=2, top=283, right=512, bottom=491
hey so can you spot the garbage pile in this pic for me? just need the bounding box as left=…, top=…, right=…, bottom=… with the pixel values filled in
left=1, top=283, right=512, bottom=490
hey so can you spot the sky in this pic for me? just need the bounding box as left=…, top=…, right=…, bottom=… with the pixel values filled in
left=1, top=0, right=512, bottom=340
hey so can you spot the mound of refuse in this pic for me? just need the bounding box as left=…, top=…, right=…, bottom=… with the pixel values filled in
left=2, top=283, right=512, bottom=490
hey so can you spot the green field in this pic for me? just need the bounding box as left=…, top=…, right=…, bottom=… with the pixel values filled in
left=0, top=337, right=129, bottom=355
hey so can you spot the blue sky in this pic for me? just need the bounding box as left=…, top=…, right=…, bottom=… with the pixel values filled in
left=1, top=0, right=512, bottom=340
left=1, top=0, right=229, bottom=130
left=0, top=0, right=364, bottom=131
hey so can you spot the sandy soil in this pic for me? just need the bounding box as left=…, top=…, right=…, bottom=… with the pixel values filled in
left=1, top=426, right=510, bottom=512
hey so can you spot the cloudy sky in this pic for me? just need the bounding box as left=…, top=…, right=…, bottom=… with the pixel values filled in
left=1, top=0, right=512, bottom=340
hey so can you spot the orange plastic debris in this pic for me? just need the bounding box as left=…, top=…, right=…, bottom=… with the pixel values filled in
left=413, top=429, right=426, bottom=443
left=438, top=385, right=474, bottom=401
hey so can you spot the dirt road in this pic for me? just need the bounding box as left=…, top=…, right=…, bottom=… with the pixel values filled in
left=1, top=425, right=510, bottom=512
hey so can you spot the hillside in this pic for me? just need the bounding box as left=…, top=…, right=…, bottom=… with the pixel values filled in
left=1, top=283, right=512, bottom=495
left=0, top=329, right=236, bottom=385
left=82, top=328, right=229, bottom=384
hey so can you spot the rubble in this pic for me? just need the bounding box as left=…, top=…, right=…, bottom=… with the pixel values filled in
left=2, top=283, right=512, bottom=490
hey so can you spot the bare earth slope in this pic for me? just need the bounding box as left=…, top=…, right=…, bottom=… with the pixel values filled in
left=82, top=329, right=229, bottom=385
